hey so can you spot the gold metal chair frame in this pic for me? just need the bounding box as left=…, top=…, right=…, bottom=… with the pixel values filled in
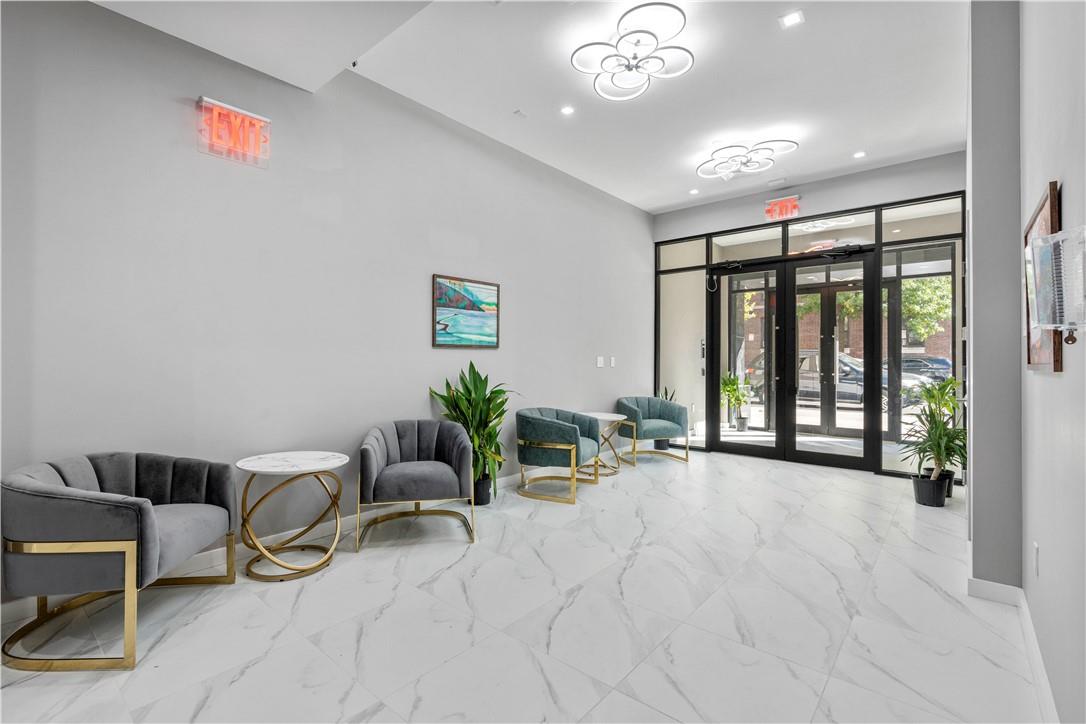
left=517, top=439, right=600, bottom=505
left=355, top=475, right=475, bottom=552
left=616, top=420, right=691, bottom=465
left=2, top=532, right=236, bottom=672
left=241, top=470, right=342, bottom=582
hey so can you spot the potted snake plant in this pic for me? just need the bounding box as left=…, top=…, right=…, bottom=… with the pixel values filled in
left=430, top=362, right=510, bottom=505
left=900, top=378, right=966, bottom=507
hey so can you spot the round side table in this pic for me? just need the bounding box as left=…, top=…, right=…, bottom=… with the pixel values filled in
left=236, top=451, right=348, bottom=582
left=579, top=412, right=628, bottom=477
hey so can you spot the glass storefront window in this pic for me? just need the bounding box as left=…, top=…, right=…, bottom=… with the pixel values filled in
left=712, top=226, right=782, bottom=263
left=788, top=212, right=876, bottom=254
left=883, top=198, right=962, bottom=241
left=658, top=238, right=705, bottom=270
left=658, top=270, right=706, bottom=446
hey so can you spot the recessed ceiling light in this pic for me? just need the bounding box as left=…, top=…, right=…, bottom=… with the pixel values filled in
left=560, top=105, right=575, bottom=115
left=689, top=189, right=700, bottom=195
left=853, top=150, right=866, bottom=159
left=892, top=228, right=902, bottom=233
left=778, top=10, right=805, bottom=29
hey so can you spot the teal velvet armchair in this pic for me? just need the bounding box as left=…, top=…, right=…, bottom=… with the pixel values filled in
left=516, top=408, right=600, bottom=504
left=616, top=396, right=690, bottom=463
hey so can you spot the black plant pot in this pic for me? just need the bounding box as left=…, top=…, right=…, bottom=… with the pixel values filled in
left=912, top=473, right=948, bottom=507
left=923, top=468, right=956, bottom=498
left=474, top=477, right=492, bottom=506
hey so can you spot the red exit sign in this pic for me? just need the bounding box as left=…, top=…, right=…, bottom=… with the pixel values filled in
left=765, top=195, right=800, bottom=221
left=197, top=97, right=270, bottom=168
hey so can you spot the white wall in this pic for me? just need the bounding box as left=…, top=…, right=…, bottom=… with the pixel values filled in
left=653, top=152, right=966, bottom=242
left=0, top=3, right=654, bottom=547
left=966, top=0, right=1023, bottom=590
left=1019, top=2, right=1086, bottom=720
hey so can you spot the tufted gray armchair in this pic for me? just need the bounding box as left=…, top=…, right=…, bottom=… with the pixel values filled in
left=515, top=407, right=600, bottom=505
left=356, top=420, right=474, bottom=550
left=616, top=396, right=691, bottom=463
left=1, top=453, right=237, bottom=672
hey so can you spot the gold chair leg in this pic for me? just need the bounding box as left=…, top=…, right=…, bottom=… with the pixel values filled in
left=152, top=532, right=236, bottom=586
left=2, top=539, right=138, bottom=671
left=356, top=500, right=475, bottom=549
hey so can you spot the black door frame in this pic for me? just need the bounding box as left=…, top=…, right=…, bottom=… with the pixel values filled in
left=709, top=249, right=880, bottom=472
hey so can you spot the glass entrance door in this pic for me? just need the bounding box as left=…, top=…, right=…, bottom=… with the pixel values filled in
left=785, top=254, right=878, bottom=468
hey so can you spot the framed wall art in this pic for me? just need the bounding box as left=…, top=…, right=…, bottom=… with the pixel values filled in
left=432, top=274, right=500, bottom=349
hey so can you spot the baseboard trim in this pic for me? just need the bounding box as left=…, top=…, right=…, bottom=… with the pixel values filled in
left=968, top=578, right=1059, bottom=722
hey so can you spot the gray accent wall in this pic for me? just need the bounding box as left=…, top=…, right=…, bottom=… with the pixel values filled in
left=966, top=0, right=1023, bottom=589
left=1, top=3, right=653, bottom=543
left=653, top=152, right=966, bottom=242
left=1019, top=2, right=1085, bottom=720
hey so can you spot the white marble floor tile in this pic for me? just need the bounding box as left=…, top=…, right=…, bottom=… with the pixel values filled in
left=130, top=639, right=381, bottom=723
left=813, top=677, right=953, bottom=723
left=1, top=670, right=132, bottom=724
left=309, top=587, right=494, bottom=697
left=686, top=546, right=864, bottom=672
left=768, top=511, right=884, bottom=574
left=1, top=607, right=104, bottom=687
left=859, top=544, right=1028, bottom=662
left=634, top=514, right=753, bottom=578
left=383, top=631, right=610, bottom=722
left=113, top=588, right=308, bottom=710
left=403, top=543, right=570, bottom=629
left=617, top=624, right=827, bottom=723
left=580, top=690, right=677, bottom=723
left=518, top=519, right=628, bottom=586
left=255, top=550, right=414, bottom=637
left=581, top=550, right=725, bottom=619
left=505, top=584, right=680, bottom=686
left=833, top=616, right=1040, bottom=722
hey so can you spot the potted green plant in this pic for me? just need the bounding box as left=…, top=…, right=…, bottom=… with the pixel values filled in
left=900, top=378, right=966, bottom=507
left=429, top=361, right=510, bottom=506
left=720, top=374, right=750, bottom=432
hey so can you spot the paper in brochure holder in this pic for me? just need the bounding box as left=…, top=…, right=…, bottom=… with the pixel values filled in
left=1027, top=225, right=1085, bottom=336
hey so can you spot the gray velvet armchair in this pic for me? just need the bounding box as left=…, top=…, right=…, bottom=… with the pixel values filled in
left=616, top=396, right=691, bottom=463
left=515, top=407, right=600, bottom=504
left=1, top=453, right=237, bottom=672
left=356, top=420, right=475, bottom=550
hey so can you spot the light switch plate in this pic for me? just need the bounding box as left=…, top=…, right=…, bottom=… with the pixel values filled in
left=596, top=356, right=604, bottom=368
left=610, top=356, right=616, bottom=367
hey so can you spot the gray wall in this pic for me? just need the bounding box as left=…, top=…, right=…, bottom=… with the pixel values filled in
left=1019, top=2, right=1085, bottom=720
left=653, top=152, right=966, bottom=242
left=1, top=3, right=653, bottom=542
left=966, top=0, right=1023, bottom=589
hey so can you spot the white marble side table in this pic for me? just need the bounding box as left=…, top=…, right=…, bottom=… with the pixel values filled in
left=235, top=451, right=349, bottom=582
left=578, top=411, right=628, bottom=477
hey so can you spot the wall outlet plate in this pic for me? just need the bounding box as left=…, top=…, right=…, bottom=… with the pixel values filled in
left=596, top=356, right=604, bottom=368
left=610, top=356, right=616, bottom=367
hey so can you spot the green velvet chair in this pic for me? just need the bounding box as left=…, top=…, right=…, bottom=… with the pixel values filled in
left=515, top=408, right=600, bottom=504
left=616, top=396, right=690, bottom=463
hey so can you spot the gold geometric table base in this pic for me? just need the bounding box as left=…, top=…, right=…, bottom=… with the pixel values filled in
left=241, top=470, right=342, bottom=582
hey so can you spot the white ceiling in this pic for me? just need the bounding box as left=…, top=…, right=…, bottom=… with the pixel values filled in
left=353, top=1, right=968, bottom=213
left=99, top=1, right=968, bottom=215
left=97, top=1, right=428, bottom=92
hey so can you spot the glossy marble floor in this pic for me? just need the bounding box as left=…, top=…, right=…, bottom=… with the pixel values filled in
left=2, top=452, right=1042, bottom=723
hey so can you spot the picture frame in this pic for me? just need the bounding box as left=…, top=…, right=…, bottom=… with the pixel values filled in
left=1023, top=181, right=1063, bottom=372
left=432, top=274, right=500, bottom=349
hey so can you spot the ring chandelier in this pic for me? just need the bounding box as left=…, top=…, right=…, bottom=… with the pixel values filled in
left=695, top=140, right=799, bottom=180
left=570, top=3, right=694, bottom=102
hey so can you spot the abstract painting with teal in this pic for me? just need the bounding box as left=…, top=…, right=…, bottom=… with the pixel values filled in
left=433, top=275, right=499, bottom=347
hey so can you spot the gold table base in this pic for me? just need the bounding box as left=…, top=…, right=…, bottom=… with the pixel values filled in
left=241, top=470, right=342, bottom=582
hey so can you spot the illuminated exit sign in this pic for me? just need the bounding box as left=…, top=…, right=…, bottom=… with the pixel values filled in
left=765, top=195, right=800, bottom=221
left=197, top=97, right=270, bottom=168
